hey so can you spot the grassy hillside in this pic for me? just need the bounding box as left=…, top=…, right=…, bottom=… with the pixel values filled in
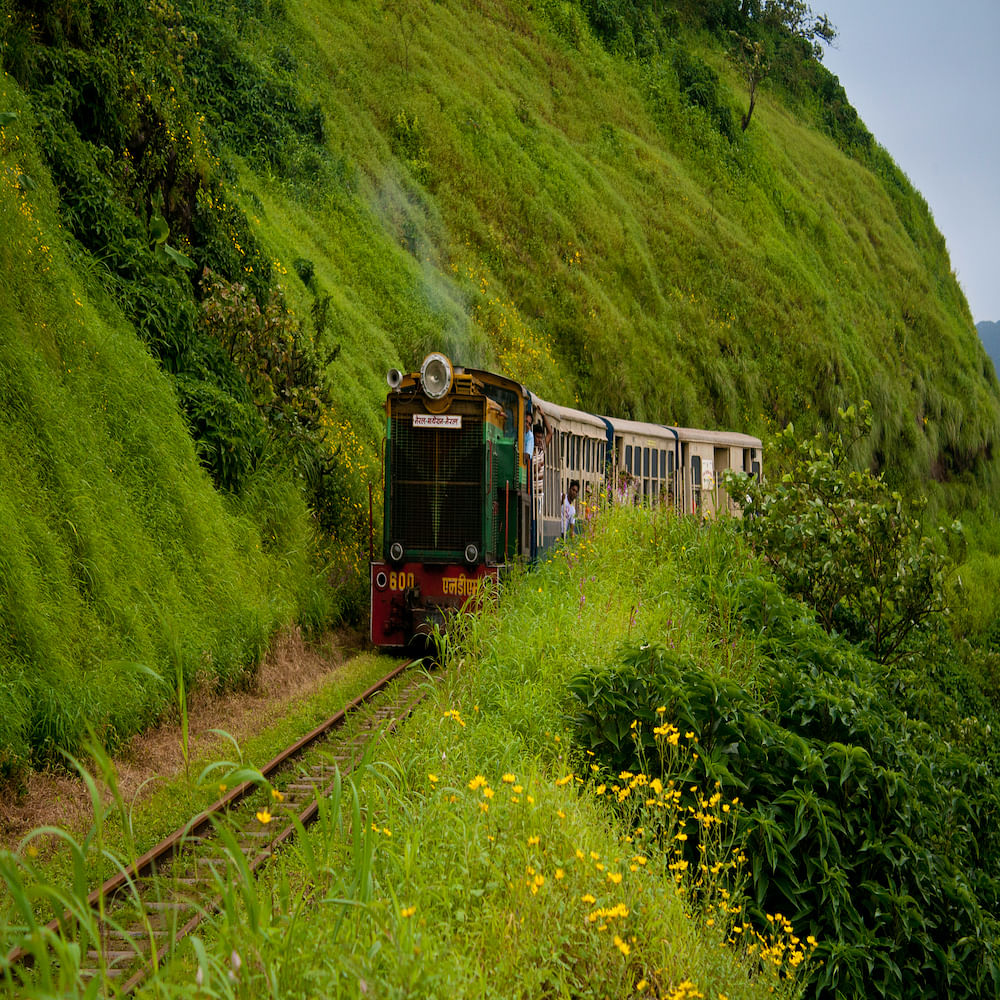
left=2, top=0, right=1000, bottom=774
left=0, top=74, right=331, bottom=782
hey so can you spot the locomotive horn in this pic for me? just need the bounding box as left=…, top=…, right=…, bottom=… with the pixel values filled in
left=386, top=368, right=403, bottom=390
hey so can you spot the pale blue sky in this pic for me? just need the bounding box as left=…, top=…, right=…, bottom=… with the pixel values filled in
left=822, top=0, right=999, bottom=323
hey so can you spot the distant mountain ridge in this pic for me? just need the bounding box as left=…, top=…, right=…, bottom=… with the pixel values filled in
left=978, top=321, right=1000, bottom=377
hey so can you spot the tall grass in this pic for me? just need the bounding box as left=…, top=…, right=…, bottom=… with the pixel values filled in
left=5, top=0, right=1000, bottom=778
left=1, top=519, right=803, bottom=997
left=7, top=502, right=996, bottom=997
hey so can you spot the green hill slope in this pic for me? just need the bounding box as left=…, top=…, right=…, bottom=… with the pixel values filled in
left=1, top=0, right=999, bottom=772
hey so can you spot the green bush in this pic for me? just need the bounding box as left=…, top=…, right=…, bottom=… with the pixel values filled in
left=726, top=404, right=964, bottom=663
left=671, top=46, right=738, bottom=141
left=570, top=607, right=1000, bottom=1000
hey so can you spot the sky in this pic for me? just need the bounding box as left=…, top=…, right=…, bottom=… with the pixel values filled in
left=821, top=0, right=999, bottom=323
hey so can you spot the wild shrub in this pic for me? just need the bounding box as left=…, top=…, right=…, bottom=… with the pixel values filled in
left=578, top=0, right=678, bottom=58
left=671, top=46, right=738, bottom=142
left=196, top=268, right=339, bottom=503
left=389, top=110, right=432, bottom=187
left=725, top=403, right=964, bottom=663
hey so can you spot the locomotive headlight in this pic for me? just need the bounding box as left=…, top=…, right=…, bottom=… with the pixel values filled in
left=420, top=352, right=453, bottom=400
left=389, top=541, right=404, bottom=563
left=464, top=543, right=479, bottom=564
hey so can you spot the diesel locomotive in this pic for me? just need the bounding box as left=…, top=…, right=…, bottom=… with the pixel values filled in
left=370, top=353, right=763, bottom=648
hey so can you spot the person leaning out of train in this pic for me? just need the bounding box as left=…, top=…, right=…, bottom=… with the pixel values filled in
left=523, top=409, right=535, bottom=466
left=533, top=408, right=553, bottom=453
left=561, top=480, right=580, bottom=538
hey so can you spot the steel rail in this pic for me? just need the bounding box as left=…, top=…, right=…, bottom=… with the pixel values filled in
left=6, top=656, right=428, bottom=991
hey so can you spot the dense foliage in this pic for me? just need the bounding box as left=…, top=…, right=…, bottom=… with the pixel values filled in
left=571, top=619, right=1000, bottom=998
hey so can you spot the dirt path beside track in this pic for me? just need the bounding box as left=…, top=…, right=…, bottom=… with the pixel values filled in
left=0, top=626, right=366, bottom=847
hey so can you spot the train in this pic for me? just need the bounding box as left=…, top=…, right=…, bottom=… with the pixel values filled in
left=369, top=352, right=763, bottom=648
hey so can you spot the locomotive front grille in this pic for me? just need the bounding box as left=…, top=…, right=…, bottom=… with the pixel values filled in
left=389, top=414, right=483, bottom=557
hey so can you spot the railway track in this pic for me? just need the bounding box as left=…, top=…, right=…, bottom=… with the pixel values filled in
left=6, top=656, right=434, bottom=994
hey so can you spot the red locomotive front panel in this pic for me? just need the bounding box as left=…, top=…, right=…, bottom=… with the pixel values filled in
left=370, top=561, right=499, bottom=647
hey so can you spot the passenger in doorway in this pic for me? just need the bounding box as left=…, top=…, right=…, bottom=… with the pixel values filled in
left=523, top=409, right=535, bottom=467
left=531, top=410, right=553, bottom=540
left=561, top=480, right=580, bottom=538
left=532, top=411, right=553, bottom=495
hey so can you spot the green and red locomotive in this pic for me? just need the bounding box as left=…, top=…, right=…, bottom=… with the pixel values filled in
left=370, top=353, right=528, bottom=648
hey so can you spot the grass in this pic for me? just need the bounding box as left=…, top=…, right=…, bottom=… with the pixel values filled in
left=2, top=506, right=812, bottom=999
left=5, top=498, right=998, bottom=997
left=3, top=648, right=398, bottom=896
left=0, top=73, right=327, bottom=779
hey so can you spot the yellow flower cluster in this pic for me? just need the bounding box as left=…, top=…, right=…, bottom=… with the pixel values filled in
left=457, top=258, right=570, bottom=397
left=664, top=980, right=705, bottom=1000
left=734, top=912, right=817, bottom=970
left=0, top=129, right=53, bottom=276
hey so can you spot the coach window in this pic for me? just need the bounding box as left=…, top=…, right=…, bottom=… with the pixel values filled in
left=691, top=455, right=703, bottom=514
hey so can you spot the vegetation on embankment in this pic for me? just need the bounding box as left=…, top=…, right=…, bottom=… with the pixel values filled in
left=3, top=0, right=1000, bottom=777
left=4, top=495, right=997, bottom=998
left=0, top=83, right=319, bottom=785
left=1, top=508, right=816, bottom=1000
